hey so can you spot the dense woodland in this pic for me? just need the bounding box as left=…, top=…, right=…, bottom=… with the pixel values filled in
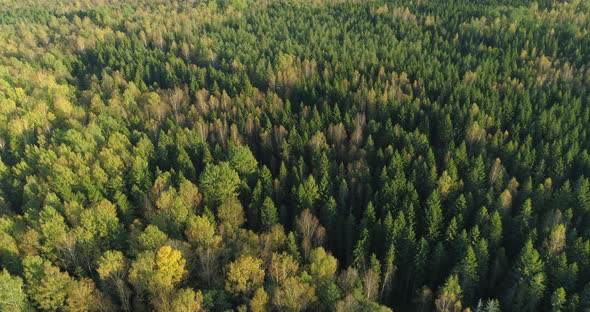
left=0, top=0, right=589, bottom=311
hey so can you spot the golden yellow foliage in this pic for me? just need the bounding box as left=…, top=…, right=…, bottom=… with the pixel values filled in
left=225, top=255, right=265, bottom=296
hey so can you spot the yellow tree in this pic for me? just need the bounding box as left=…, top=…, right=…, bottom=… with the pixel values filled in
left=170, top=288, right=205, bottom=312
left=225, top=255, right=265, bottom=298
left=154, top=246, right=187, bottom=293
left=272, top=276, right=317, bottom=312
left=269, top=252, right=299, bottom=285
left=249, top=287, right=269, bottom=312
left=129, top=246, right=187, bottom=309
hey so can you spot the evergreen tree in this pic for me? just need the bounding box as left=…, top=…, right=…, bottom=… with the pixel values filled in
left=425, top=190, right=443, bottom=242
left=508, top=240, right=545, bottom=312
left=260, top=197, right=278, bottom=231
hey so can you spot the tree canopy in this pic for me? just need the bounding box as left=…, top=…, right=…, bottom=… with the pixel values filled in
left=0, top=0, right=589, bottom=310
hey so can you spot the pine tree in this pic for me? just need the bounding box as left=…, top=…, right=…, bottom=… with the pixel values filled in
left=455, top=246, right=479, bottom=304
left=509, top=240, right=545, bottom=312
left=353, top=229, right=369, bottom=272
left=474, top=239, right=489, bottom=289
left=260, top=197, right=278, bottom=231
left=425, top=190, right=443, bottom=242
left=489, top=211, right=503, bottom=249
left=550, top=287, right=566, bottom=312
left=467, top=155, right=486, bottom=193
left=414, top=237, right=430, bottom=290
left=380, top=244, right=396, bottom=301
left=286, top=232, right=301, bottom=263
left=248, top=181, right=263, bottom=230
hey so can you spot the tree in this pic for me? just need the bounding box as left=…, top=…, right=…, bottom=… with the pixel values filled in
left=467, top=155, right=486, bottom=192
left=272, top=276, right=317, bottom=312
left=509, top=240, right=545, bottom=312
left=199, top=162, right=241, bottom=206
left=319, top=196, right=337, bottom=235
left=228, top=144, right=258, bottom=176
left=414, top=237, right=430, bottom=289
left=133, top=224, right=169, bottom=254
left=445, top=217, right=459, bottom=242
left=269, top=252, right=299, bottom=285
left=0, top=230, right=21, bottom=275
left=474, top=239, right=489, bottom=289
left=544, top=224, right=566, bottom=255
left=362, top=255, right=381, bottom=302
left=295, top=175, right=320, bottom=213
left=260, top=197, right=279, bottom=230
left=547, top=252, right=577, bottom=293
left=286, top=231, right=302, bottom=262
left=250, top=287, right=269, bottom=312
left=128, top=246, right=187, bottom=307
left=353, top=229, right=370, bottom=271
left=296, top=209, right=326, bottom=259
left=170, top=288, right=205, bottom=312
left=178, top=179, right=202, bottom=214
left=335, top=294, right=361, bottom=312
left=38, top=205, right=68, bottom=261
left=185, top=215, right=220, bottom=249
left=489, top=211, right=503, bottom=248
left=65, top=278, right=112, bottom=312
left=550, top=287, right=566, bottom=312
left=154, top=246, right=187, bottom=293
left=185, top=215, right=222, bottom=285
left=380, top=244, right=396, bottom=301
left=426, top=190, right=443, bottom=242
left=455, top=246, right=479, bottom=303
left=435, top=275, right=462, bottom=312
left=575, top=177, right=590, bottom=215
left=474, top=299, right=500, bottom=312
left=248, top=180, right=264, bottom=230
left=0, top=269, right=30, bottom=312
left=97, top=250, right=131, bottom=311
left=437, top=170, right=454, bottom=200
left=225, top=255, right=265, bottom=297
left=217, top=197, right=245, bottom=231
left=1, top=0, right=589, bottom=310
left=23, top=256, right=73, bottom=311
left=309, top=247, right=338, bottom=284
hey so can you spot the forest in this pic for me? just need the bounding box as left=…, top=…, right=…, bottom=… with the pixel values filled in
left=0, top=0, right=589, bottom=311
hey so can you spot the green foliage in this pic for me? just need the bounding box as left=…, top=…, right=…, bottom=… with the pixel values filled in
left=295, top=175, right=319, bottom=213
left=217, top=197, right=245, bottom=230
left=260, top=197, right=278, bottom=230
left=23, top=256, right=73, bottom=311
left=550, top=287, right=566, bottom=312
left=310, top=247, right=338, bottom=284
left=509, top=240, right=545, bottom=312
left=455, top=246, right=479, bottom=303
left=199, top=162, right=241, bottom=206
left=228, top=144, right=258, bottom=176
left=0, top=0, right=589, bottom=310
left=0, top=269, right=30, bottom=312
left=426, top=190, right=443, bottom=242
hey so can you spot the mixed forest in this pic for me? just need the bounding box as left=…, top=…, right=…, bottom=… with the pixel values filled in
left=0, top=0, right=589, bottom=311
